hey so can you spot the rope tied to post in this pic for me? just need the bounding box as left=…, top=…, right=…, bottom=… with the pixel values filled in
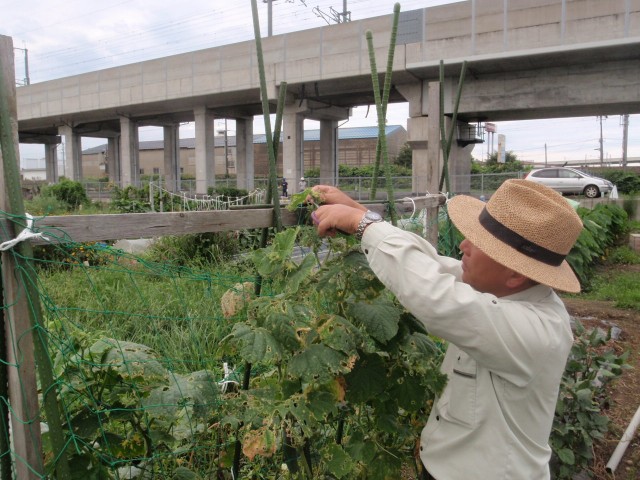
left=0, top=213, right=49, bottom=251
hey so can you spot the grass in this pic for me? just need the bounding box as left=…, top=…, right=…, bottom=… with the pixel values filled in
left=37, top=255, right=253, bottom=373
left=579, top=245, right=640, bottom=310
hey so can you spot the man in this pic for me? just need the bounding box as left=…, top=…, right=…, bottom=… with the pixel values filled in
left=310, top=179, right=583, bottom=480
left=281, top=178, right=288, bottom=197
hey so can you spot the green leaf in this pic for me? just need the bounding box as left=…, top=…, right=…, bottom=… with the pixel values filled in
left=322, top=444, right=356, bottom=478
left=317, top=314, right=363, bottom=354
left=306, top=389, right=338, bottom=420
left=576, top=388, right=593, bottom=406
left=288, top=344, right=347, bottom=384
left=66, top=407, right=103, bottom=439
left=345, top=353, right=387, bottom=403
left=375, top=413, right=399, bottom=434
left=390, top=373, right=428, bottom=411
left=349, top=300, right=400, bottom=343
left=284, top=252, right=316, bottom=293
left=400, top=332, right=440, bottom=358
left=272, top=227, right=298, bottom=257
left=173, top=466, right=202, bottom=480
left=344, top=430, right=376, bottom=464
left=100, top=431, right=147, bottom=460
left=143, top=370, right=219, bottom=440
left=556, top=448, right=575, bottom=465
left=226, top=323, right=284, bottom=364
left=286, top=188, right=318, bottom=212
left=264, top=312, right=300, bottom=353
left=92, top=338, right=168, bottom=381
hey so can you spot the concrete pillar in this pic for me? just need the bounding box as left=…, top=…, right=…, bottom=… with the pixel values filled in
left=194, top=106, right=215, bottom=195
left=401, top=80, right=441, bottom=246
left=319, top=119, right=338, bottom=185
left=403, top=81, right=441, bottom=196
left=163, top=124, right=180, bottom=192
left=120, top=117, right=140, bottom=187
left=236, top=117, right=254, bottom=191
left=283, top=105, right=305, bottom=193
left=107, top=136, right=120, bottom=185
left=447, top=120, right=473, bottom=195
left=44, top=143, right=59, bottom=183
left=58, top=125, right=82, bottom=181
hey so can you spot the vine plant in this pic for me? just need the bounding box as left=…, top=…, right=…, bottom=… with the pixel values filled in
left=220, top=214, right=447, bottom=478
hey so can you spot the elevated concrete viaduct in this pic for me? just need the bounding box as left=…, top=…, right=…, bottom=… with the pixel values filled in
left=15, top=0, right=640, bottom=195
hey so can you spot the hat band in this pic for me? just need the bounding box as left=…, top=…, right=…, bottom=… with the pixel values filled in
left=479, top=208, right=565, bottom=267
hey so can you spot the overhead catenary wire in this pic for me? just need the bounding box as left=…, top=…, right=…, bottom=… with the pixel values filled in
left=10, top=0, right=436, bottom=82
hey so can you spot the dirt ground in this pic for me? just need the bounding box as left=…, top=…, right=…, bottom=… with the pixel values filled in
left=562, top=277, right=640, bottom=479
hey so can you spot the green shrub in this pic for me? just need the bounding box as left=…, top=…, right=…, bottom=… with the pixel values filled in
left=144, top=232, right=245, bottom=266
left=24, top=195, right=68, bottom=216
left=599, top=170, right=640, bottom=194
left=567, top=203, right=628, bottom=287
left=304, top=164, right=411, bottom=179
left=550, top=321, right=629, bottom=479
left=41, top=179, right=89, bottom=210
left=208, top=186, right=249, bottom=201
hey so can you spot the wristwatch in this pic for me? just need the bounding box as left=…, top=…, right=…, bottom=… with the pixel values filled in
left=355, top=210, right=383, bottom=240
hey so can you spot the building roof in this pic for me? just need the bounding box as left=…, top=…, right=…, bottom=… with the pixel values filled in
left=82, top=125, right=405, bottom=154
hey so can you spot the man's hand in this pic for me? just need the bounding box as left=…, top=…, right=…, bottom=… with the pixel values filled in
left=312, top=204, right=364, bottom=237
left=308, top=185, right=367, bottom=212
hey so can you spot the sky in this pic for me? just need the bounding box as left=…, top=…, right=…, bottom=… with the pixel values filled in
left=4, top=0, right=639, bottom=166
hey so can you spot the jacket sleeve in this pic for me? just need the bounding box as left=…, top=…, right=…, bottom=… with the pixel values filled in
left=361, top=222, right=570, bottom=386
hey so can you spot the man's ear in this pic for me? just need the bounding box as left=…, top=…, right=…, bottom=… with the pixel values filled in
left=505, top=271, right=534, bottom=290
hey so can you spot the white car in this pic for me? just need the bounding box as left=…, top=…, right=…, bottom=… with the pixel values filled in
left=524, top=167, right=613, bottom=198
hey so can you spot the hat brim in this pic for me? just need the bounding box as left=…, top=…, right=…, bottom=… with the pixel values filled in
left=447, top=195, right=581, bottom=293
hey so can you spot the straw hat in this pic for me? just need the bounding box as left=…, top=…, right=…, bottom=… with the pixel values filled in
left=447, top=179, right=584, bottom=293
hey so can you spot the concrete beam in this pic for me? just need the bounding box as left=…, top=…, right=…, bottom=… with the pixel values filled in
left=18, top=133, right=60, bottom=144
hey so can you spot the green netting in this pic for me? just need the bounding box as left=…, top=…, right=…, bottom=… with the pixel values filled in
left=0, top=220, right=259, bottom=478
left=0, top=200, right=457, bottom=479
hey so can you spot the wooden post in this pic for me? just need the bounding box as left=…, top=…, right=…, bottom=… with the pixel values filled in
left=0, top=34, right=44, bottom=479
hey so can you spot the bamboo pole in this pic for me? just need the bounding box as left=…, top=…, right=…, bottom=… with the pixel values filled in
left=0, top=34, right=70, bottom=479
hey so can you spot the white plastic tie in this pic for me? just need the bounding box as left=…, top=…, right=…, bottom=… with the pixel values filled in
left=401, top=197, right=417, bottom=219
left=0, top=213, right=49, bottom=251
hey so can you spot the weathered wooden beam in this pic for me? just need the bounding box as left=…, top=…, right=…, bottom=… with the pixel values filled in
left=0, top=195, right=445, bottom=245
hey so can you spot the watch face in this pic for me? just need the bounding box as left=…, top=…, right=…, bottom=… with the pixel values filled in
left=366, top=211, right=383, bottom=221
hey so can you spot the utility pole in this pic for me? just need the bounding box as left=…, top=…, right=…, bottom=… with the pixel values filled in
left=263, top=0, right=308, bottom=36
left=264, top=0, right=274, bottom=36
left=314, top=0, right=351, bottom=24
left=544, top=143, right=548, bottom=167
left=621, top=114, right=629, bottom=171
left=217, top=120, right=229, bottom=177
left=13, top=46, right=30, bottom=86
left=224, top=119, right=229, bottom=177
left=597, top=115, right=606, bottom=165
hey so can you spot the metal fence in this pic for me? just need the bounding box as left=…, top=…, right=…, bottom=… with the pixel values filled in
left=80, top=172, right=529, bottom=203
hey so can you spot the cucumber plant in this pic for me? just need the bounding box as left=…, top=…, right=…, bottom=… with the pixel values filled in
left=220, top=227, right=447, bottom=479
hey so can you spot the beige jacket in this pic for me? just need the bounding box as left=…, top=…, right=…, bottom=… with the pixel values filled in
left=361, top=222, right=573, bottom=480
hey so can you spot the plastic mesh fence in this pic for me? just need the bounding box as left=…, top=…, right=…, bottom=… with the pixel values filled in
left=0, top=202, right=458, bottom=479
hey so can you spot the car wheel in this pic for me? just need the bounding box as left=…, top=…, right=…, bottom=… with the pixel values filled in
left=584, top=185, right=600, bottom=198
